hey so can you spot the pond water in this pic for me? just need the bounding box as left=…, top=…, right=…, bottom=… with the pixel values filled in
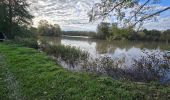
left=39, top=36, right=170, bottom=82
left=39, top=36, right=170, bottom=57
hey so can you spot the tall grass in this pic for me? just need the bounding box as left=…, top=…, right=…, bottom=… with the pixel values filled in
left=129, top=51, right=170, bottom=82
left=13, top=37, right=39, bottom=49
left=41, top=43, right=89, bottom=67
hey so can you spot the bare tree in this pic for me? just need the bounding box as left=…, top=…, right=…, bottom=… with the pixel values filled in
left=88, top=0, right=170, bottom=30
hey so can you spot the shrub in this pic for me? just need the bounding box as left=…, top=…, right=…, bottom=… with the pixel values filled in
left=128, top=51, right=170, bottom=82
left=83, top=56, right=126, bottom=79
left=14, top=37, right=38, bottom=49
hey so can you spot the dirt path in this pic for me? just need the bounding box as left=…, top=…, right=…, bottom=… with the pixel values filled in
left=0, top=55, right=24, bottom=100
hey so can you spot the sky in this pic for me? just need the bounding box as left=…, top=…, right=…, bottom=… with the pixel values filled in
left=29, top=0, right=170, bottom=31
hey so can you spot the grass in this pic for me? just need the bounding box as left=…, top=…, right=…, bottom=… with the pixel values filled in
left=41, top=43, right=89, bottom=67
left=0, top=55, right=8, bottom=100
left=0, top=43, right=170, bottom=99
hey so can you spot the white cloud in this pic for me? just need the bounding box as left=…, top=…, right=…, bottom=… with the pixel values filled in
left=29, top=0, right=100, bottom=31
left=144, top=17, right=170, bottom=30
left=29, top=0, right=170, bottom=31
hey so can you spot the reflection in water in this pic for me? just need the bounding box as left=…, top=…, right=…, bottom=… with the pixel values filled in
left=39, top=36, right=170, bottom=58
left=61, top=39, right=98, bottom=57
left=39, top=36, right=170, bottom=82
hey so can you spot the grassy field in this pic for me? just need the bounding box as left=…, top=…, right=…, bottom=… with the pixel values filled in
left=0, top=43, right=170, bottom=100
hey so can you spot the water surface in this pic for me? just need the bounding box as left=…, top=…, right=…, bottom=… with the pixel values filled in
left=39, top=36, right=170, bottom=58
left=39, top=36, right=170, bottom=82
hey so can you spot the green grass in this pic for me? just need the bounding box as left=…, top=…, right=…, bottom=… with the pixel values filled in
left=0, top=43, right=170, bottom=100
left=0, top=55, right=8, bottom=100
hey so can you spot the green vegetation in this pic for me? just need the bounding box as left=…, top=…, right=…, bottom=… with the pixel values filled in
left=0, top=0, right=170, bottom=99
left=97, top=22, right=170, bottom=42
left=41, top=43, right=89, bottom=67
left=13, top=37, right=38, bottom=49
left=38, top=40, right=170, bottom=83
left=89, top=0, right=170, bottom=30
left=0, top=56, right=8, bottom=99
left=0, top=0, right=33, bottom=39
left=109, top=24, right=133, bottom=40
left=96, top=22, right=110, bottom=39
left=38, top=20, right=61, bottom=36
left=0, top=43, right=170, bottom=99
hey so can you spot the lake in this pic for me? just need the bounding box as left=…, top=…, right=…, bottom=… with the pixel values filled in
left=39, top=36, right=170, bottom=82
left=39, top=36, right=170, bottom=57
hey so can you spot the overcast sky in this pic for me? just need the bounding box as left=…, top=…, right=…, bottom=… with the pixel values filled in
left=29, top=0, right=170, bottom=31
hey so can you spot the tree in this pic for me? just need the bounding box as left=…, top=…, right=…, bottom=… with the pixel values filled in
left=162, top=29, right=170, bottom=42
left=109, top=23, right=134, bottom=40
left=89, top=0, right=170, bottom=30
left=142, top=29, right=161, bottom=40
left=0, top=0, right=33, bottom=39
left=51, top=24, right=61, bottom=36
left=38, top=20, right=61, bottom=36
left=38, top=20, right=49, bottom=36
left=97, top=22, right=110, bottom=39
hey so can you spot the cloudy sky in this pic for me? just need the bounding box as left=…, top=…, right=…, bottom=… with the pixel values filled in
left=29, top=0, right=170, bottom=31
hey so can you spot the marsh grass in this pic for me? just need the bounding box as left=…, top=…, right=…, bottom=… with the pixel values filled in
left=13, top=36, right=38, bottom=49
left=84, top=55, right=170, bottom=83
left=41, top=43, right=89, bottom=67
left=129, top=51, right=170, bottom=82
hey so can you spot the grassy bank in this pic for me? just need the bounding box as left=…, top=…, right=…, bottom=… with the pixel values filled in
left=0, top=43, right=170, bottom=99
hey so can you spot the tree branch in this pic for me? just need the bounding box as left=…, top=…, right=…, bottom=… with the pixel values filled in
left=129, top=0, right=151, bottom=22
left=132, top=6, right=170, bottom=27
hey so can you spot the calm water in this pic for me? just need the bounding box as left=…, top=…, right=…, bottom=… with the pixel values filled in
left=39, top=36, right=170, bottom=57
left=39, top=36, right=170, bottom=82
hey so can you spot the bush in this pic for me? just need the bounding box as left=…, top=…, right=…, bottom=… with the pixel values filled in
left=14, top=37, right=38, bottom=49
left=128, top=51, right=170, bottom=82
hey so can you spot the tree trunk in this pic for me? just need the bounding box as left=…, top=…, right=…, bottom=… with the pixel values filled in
left=8, top=0, right=13, bottom=38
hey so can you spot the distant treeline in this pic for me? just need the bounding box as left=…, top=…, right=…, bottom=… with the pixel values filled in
left=37, top=20, right=170, bottom=42
left=129, top=29, right=170, bottom=42
left=97, top=22, right=170, bottom=42
left=62, top=31, right=97, bottom=37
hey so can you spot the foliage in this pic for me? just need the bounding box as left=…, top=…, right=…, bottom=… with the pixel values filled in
left=0, top=43, right=170, bottom=99
left=89, top=0, right=170, bottom=30
left=83, top=56, right=126, bottom=79
left=96, top=22, right=170, bottom=42
left=161, top=29, right=170, bottom=42
left=38, top=20, right=61, bottom=36
left=109, top=24, right=134, bottom=40
left=97, top=22, right=110, bottom=39
left=96, top=22, right=134, bottom=40
left=41, top=43, right=89, bottom=67
left=129, top=51, right=170, bottom=82
left=82, top=54, right=170, bottom=83
left=129, top=29, right=170, bottom=42
left=0, top=0, right=33, bottom=39
left=13, top=37, right=38, bottom=49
